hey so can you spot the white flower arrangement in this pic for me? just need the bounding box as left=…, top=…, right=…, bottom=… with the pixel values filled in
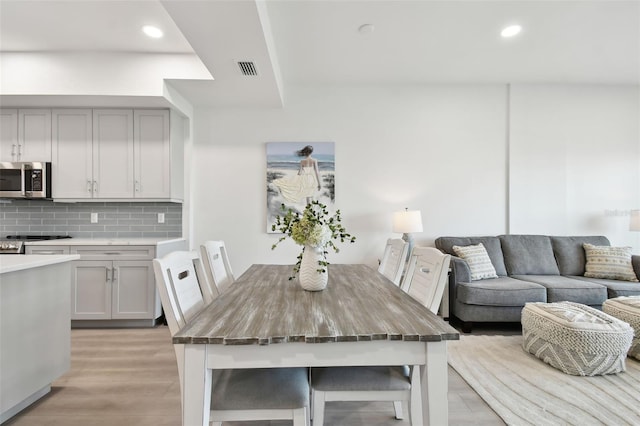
left=292, top=219, right=332, bottom=248
left=271, top=201, right=356, bottom=279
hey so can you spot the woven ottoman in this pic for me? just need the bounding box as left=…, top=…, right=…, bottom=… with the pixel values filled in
left=603, top=296, right=640, bottom=361
left=521, top=301, right=633, bottom=376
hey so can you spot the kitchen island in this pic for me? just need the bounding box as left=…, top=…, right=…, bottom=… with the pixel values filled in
left=0, top=254, right=79, bottom=423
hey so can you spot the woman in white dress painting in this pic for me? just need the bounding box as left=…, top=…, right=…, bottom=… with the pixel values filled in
left=273, top=145, right=321, bottom=205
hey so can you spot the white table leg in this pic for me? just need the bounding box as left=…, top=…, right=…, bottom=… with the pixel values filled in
left=409, top=365, right=423, bottom=424
left=421, top=341, right=448, bottom=425
left=183, top=344, right=211, bottom=426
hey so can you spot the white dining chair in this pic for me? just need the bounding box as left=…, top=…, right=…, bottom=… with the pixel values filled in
left=153, top=250, right=310, bottom=426
left=311, top=245, right=427, bottom=426
left=200, top=240, right=235, bottom=300
left=378, top=238, right=409, bottom=285
left=400, top=246, right=452, bottom=314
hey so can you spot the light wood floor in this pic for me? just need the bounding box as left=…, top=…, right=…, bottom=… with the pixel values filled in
left=5, top=325, right=511, bottom=426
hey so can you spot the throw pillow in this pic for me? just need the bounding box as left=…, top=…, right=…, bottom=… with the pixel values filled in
left=583, top=243, right=639, bottom=282
left=452, top=243, right=499, bottom=281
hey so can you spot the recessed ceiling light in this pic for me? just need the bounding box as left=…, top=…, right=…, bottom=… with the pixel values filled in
left=142, top=25, right=163, bottom=39
left=501, top=25, right=522, bottom=38
left=358, top=24, right=375, bottom=34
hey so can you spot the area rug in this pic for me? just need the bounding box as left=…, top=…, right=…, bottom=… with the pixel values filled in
left=447, top=335, right=640, bottom=426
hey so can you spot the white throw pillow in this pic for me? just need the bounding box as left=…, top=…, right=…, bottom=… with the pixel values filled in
left=583, top=243, right=639, bottom=282
left=452, top=243, right=498, bottom=281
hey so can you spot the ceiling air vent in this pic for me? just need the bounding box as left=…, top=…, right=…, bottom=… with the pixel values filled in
left=237, top=61, right=258, bottom=76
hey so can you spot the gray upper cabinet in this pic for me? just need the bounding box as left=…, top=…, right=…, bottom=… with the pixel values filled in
left=0, top=109, right=52, bottom=162
left=50, top=107, right=182, bottom=202
left=19, top=109, right=52, bottom=161
left=52, top=109, right=94, bottom=199
left=92, top=109, right=135, bottom=199
left=0, top=109, right=18, bottom=161
left=134, top=109, right=170, bottom=199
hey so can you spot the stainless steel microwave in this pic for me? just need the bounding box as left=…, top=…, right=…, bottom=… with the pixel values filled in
left=0, top=162, right=52, bottom=199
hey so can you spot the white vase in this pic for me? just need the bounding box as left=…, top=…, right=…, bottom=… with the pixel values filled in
left=299, top=245, right=328, bottom=291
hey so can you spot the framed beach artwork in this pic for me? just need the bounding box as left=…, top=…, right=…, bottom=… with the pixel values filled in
left=266, top=142, right=335, bottom=233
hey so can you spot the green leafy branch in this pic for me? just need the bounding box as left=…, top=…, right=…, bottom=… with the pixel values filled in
left=271, top=201, right=356, bottom=279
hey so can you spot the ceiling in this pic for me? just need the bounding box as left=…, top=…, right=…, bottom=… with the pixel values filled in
left=0, top=0, right=638, bottom=108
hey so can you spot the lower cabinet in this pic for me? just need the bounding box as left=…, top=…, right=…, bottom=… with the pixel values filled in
left=69, top=246, right=156, bottom=325
left=26, top=244, right=159, bottom=326
left=111, top=260, right=155, bottom=319
left=72, top=260, right=111, bottom=319
left=71, top=260, right=155, bottom=320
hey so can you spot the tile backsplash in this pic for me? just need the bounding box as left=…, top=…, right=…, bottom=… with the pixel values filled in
left=0, top=200, right=182, bottom=238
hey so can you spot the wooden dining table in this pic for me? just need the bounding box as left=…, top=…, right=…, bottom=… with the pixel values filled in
left=173, top=263, right=460, bottom=426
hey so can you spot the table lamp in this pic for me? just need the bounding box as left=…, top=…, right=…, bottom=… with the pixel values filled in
left=392, top=208, right=423, bottom=258
left=630, top=210, right=640, bottom=231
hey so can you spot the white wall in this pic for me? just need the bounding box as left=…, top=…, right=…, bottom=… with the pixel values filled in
left=1, top=52, right=211, bottom=96
left=190, top=83, right=640, bottom=276
left=509, top=84, right=640, bottom=249
left=191, top=85, right=508, bottom=274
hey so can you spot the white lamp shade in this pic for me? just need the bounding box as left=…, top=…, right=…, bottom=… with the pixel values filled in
left=630, top=210, right=640, bottom=231
left=392, top=210, right=423, bottom=233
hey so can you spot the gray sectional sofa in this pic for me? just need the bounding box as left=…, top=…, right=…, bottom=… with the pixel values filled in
left=435, top=235, right=640, bottom=333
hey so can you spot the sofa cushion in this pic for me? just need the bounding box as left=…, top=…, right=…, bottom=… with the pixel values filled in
left=452, top=243, right=498, bottom=280
left=511, top=275, right=607, bottom=306
left=572, top=276, right=640, bottom=298
left=435, top=236, right=507, bottom=276
left=550, top=236, right=610, bottom=276
left=499, top=235, right=560, bottom=275
left=583, top=243, right=639, bottom=282
left=456, top=276, right=546, bottom=307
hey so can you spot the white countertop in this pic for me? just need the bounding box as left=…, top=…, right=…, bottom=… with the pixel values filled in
left=0, top=254, right=80, bottom=274
left=24, top=238, right=186, bottom=246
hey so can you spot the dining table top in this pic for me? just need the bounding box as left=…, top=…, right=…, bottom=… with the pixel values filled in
left=173, top=263, right=460, bottom=346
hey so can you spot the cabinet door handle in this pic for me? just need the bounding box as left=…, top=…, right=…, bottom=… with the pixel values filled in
left=112, top=267, right=117, bottom=282
left=17, top=144, right=22, bottom=158
left=135, top=180, right=140, bottom=192
left=106, top=268, right=111, bottom=281
left=87, top=180, right=92, bottom=192
left=93, top=180, right=98, bottom=194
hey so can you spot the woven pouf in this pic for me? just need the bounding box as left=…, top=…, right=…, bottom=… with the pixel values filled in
left=603, top=296, right=640, bottom=361
left=521, top=301, right=633, bottom=376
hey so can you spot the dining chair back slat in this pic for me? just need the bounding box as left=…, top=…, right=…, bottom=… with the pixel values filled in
left=168, top=259, right=206, bottom=324
left=401, top=247, right=451, bottom=314
left=200, top=240, right=235, bottom=298
left=378, top=238, right=409, bottom=285
left=153, top=250, right=207, bottom=335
